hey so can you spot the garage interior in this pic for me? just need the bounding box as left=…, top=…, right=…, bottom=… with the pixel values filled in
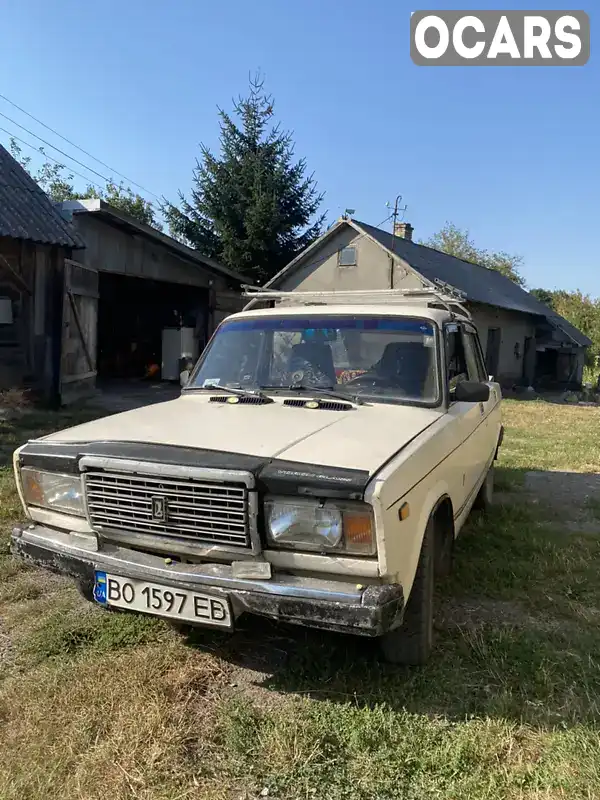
left=54, top=199, right=247, bottom=404
left=97, top=273, right=208, bottom=380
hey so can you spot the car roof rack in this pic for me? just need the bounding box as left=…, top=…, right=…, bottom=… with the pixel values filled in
left=242, top=283, right=471, bottom=320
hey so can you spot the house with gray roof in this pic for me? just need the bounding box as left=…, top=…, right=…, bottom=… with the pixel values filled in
left=263, top=216, right=591, bottom=388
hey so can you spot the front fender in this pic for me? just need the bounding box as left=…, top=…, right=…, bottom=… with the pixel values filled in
left=396, top=480, right=452, bottom=600
left=368, top=476, right=452, bottom=600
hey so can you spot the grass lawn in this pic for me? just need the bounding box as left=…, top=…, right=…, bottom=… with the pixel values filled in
left=1, top=399, right=600, bottom=799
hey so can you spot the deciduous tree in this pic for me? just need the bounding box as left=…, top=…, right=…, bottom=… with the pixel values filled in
left=424, top=222, right=525, bottom=286
left=9, top=139, right=161, bottom=229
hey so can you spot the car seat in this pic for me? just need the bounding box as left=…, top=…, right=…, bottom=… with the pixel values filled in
left=287, top=342, right=337, bottom=386
left=375, top=342, right=431, bottom=397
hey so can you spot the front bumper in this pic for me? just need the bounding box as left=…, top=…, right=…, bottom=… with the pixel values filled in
left=11, top=524, right=404, bottom=636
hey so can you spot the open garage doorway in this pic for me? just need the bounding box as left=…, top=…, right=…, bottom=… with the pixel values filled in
left=97, top=273, right=209, bottom=381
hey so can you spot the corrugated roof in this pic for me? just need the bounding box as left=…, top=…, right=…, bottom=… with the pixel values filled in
left=0, top=145, right=85, bottom=248
left=62, top=199, right=250, bottom=284
left=353, top=219, right=592, bottom=348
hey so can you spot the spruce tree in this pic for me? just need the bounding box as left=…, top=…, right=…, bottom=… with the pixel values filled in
left=165, top=76, right=325, bottom=284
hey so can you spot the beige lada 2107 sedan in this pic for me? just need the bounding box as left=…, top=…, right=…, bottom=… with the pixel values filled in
left=12, top=288, right=502, bottom=665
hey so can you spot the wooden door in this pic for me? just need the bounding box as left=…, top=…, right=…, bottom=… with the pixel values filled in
left=522, top=336, right=535, bottom=385
left=485, top=328, right=501, bottom=380
left=60, top=259, right=98, bottom=404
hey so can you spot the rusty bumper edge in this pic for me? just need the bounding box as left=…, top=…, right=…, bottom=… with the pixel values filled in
left=11, top=526, right=404, bottom=637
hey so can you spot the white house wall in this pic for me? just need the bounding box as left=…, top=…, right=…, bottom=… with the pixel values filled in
left=469, top=304, right=537, bottom=384
left=279, top=227, right=423, bottom=292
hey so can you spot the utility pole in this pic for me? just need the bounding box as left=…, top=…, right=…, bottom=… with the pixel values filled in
left=387, top=194, right=407, bottom=288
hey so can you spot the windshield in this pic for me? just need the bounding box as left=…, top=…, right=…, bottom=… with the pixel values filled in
left=188, top=315, right=440, bottom=405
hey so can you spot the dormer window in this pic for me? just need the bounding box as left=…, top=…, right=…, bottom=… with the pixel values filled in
left=338, top=246, right=357, bottom=267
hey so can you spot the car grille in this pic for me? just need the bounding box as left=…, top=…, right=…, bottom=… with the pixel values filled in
left=84, top=469, right=250, bottom=548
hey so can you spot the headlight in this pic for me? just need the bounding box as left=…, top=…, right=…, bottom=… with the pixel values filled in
left=20, top=468, right=85, bottom=517
left=265, top=497, right=376, bottom=555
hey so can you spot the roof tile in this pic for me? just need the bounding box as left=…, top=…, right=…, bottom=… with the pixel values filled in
left=0, top=144, right=85, bottom=248
left=353, top=219, right=592, bottom=348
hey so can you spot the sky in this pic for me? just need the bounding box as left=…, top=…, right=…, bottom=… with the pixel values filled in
left=0, top=0, right=597, bottom=294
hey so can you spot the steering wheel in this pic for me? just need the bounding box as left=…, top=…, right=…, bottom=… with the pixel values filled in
left=344, top=373, right=389, bottom=387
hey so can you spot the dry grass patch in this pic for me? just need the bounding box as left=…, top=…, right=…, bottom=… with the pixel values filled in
left=0, top=387, right=31, bottom=411
left=0, top=642, right=231, bottom=800
left=500, top=399, right=600, bottom=474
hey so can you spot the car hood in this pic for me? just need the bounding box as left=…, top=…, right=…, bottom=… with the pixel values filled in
left=40, top=394, right=443, bottom=474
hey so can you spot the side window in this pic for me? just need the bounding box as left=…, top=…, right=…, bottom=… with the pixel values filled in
left=445, top=326, right=468, bottom=392
left=463, top=330, right=487, bottom=382
left=197, top=330, right=263, bottom=386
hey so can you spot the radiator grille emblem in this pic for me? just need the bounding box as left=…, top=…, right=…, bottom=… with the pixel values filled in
left=151, top=496, right=168, bottom=521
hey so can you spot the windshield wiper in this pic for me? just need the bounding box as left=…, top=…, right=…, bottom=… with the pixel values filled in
left=262, top=383, right=365, bottom=406
left=187, top=384, right=273, bottom=403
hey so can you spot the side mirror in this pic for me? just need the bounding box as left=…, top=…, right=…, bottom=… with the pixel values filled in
left=454, top=381, right=490, bottom=403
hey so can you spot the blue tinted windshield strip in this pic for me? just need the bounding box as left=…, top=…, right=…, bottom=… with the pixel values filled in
left=222, top=317, right=434, bottom=335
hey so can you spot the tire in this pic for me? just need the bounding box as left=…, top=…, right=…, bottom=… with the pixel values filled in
left=434, top=516, right=454, bottom=580
left=75, top=579, right=95, bottom=603
left=75, top=579, right=118, bottom=612
left=379, top=517, right=435, bottom=666
left=473, top=463, right=494, bottom=512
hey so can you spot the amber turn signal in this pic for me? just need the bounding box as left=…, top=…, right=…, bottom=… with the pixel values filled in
left=21, top=470, right=44, bottom=506
left=398, top=502, right=410, bottom=521
left=343, top=509, right=376, bottom=555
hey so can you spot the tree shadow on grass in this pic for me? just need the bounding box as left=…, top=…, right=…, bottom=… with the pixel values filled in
left=0, top=408, right=106, bottom=468
left=184, top=603, right=600, bottom=729
left=183, top=479, right=600, bottom=730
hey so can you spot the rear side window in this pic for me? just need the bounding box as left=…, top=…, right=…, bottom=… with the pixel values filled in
left=463, top=330, right=487, bottom=382
left=445, top=326, right=468, bottom=390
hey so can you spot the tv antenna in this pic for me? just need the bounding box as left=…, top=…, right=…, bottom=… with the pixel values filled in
left=386, top=195, right=408, bottom=247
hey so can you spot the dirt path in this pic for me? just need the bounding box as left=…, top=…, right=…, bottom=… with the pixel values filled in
left=522, top=470, right=600, bottom=533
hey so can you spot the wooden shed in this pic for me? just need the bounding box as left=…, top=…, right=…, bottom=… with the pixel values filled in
left=0, top=146, right=249, bottom=406
left=59, top=199, right=249, bottom=398
left=0, top=144, right=86, bottom=405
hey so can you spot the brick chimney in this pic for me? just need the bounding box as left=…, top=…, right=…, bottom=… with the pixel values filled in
left=393, top=222, right=414, bottom=241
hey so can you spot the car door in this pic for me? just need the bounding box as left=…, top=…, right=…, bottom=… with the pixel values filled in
left=443, top=322, right=483, bottom=515
left=462, top=323, right=500, bottom=482
left=463, top=323, right=502, bottom=462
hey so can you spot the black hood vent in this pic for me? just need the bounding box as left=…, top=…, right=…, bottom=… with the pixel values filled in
left=283, top=398, right=353, bottom=411
left=209, top=395, right=271, bottom=405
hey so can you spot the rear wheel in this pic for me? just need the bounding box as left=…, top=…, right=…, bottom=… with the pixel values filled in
left=379, top=517, right=435, bottom=666
left=473, top=464, right=494, bottom=512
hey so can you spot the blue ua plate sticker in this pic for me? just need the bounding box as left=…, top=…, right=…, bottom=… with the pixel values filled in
left=94, top=571, right=108, bottom=604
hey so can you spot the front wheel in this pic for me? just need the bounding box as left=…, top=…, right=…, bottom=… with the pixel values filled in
left=379, top=517, right=435, bottom=666
left=75, top=579, right=118, bottom=612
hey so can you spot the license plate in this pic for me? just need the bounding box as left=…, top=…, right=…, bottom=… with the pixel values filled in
left=93, top=572, right=232, bottom=628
